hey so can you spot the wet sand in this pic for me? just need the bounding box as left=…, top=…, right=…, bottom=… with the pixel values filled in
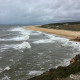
left=25, top=26, right=80, bottom=41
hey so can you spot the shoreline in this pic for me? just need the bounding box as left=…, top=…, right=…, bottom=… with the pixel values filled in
left=24, top=26, right=80, bottom=80
left=28, top=54, right=80, bottom=80
left=24, top=26, right=80, bottom=41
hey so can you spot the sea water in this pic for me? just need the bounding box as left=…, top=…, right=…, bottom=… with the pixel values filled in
left=0, top=26, right=80, bottom=80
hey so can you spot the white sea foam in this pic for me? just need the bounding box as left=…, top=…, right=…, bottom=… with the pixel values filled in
left=38, top=53, right=44, bottom=55
left=55, top=51, right=80, bottom=68
left=10, top=35, right=29, bottom=41
left=0, top=38, right=6, bottom=41
left=33, top=33, right=69, bottom=44
left=0, top=27, right=31, bottom=52
left=0, top=27, right=31, bottom=41
left=32, top=32, right=80, bottom=68
left=0, top=42, right=31, bottom=52
left=46, top=34, right=80, bottom=67
left=55, top=58, right=70, bottom=68
left=0, top=44, right=19, bottom=50
left=33, top=39, right=55, bottom=44
left=33, top=33, right=80, bottom=51
left=29, top=71, right=43, bottom=76
left=18, top=41, right=31, bottom=49
left=0, top=47, right=10, bottom=52
left=0, top=35, right=29, bottom=41
left=9, top=27, right=23, bottom=31
left=45, top=33, right=69, bottom=41
left=1, top=75, right=10, bottom=80
left=9, top=27, right=32, bottom=35
left=0, top=68, right=2, bottom=73
left=61, top=59, right=71, bottom=66
left=9, top=59, right=13, bottom=62
left=61, top=41, right=80, bottom=51
left=4, top=67, right=10, bottom=71
left=31, top=31, right=42, bottom=35
left=0, top=57, right=2, bottom=59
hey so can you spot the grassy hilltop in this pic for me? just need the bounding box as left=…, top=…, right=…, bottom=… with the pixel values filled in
left=39, top=21, right=80, bottom=31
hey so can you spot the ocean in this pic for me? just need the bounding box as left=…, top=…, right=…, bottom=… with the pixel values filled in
left=0, top=26, right=80, bottom=80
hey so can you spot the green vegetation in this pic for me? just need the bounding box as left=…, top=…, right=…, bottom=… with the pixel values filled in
left=39, top=21, right=80, bottom=31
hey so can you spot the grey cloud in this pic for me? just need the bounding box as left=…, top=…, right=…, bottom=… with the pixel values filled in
left=0, top=0, right=80, bottom=24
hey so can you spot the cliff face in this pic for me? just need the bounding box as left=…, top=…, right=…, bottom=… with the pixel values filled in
left=28, top=54, right=80, bottom=80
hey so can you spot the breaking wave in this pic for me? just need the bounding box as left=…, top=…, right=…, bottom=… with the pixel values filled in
left=0, top=27, right=31, bottom=52
left=33, top=39, right=55, bottom=44
left=0, top=35, right=29, bottom=41
left=0, top=41, right=31, bottom=52
left=9, top=27, right=32, bottom=35
left=29, top=71, right=43, bottom=76
left=33, top=33, right=80, bottom=51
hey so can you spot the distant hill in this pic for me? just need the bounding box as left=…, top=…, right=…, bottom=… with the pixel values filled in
left=39, top=21, right=80, bottom=31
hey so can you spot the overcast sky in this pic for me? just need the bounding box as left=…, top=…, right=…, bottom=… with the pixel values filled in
left=0, top=0, right=80, bottom=24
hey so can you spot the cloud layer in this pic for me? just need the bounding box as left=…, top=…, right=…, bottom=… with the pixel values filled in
left=0, top=0, right=80, bottom=24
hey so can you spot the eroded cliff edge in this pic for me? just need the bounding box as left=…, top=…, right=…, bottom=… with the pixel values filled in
left=28, top=54, right=80, bottom=80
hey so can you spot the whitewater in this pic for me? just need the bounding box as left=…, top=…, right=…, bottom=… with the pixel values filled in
left=0, top=26, right=80, bottom=80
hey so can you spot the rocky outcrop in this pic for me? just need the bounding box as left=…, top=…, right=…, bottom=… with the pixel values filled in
left=28, top=54, right=80, bottom=80
left=70, top=54, right=80, bottom=64
left=70, top=58, right=75, bottom=64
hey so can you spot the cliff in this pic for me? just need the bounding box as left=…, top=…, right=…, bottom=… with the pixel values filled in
left=28, top=54, right=80, bottom=80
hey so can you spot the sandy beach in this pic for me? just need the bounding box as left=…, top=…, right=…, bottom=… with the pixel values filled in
left=25, top=26, right=80, bottom=41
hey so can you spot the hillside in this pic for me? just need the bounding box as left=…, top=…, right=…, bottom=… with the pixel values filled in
left=39, top=21, right=80, bottom=31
